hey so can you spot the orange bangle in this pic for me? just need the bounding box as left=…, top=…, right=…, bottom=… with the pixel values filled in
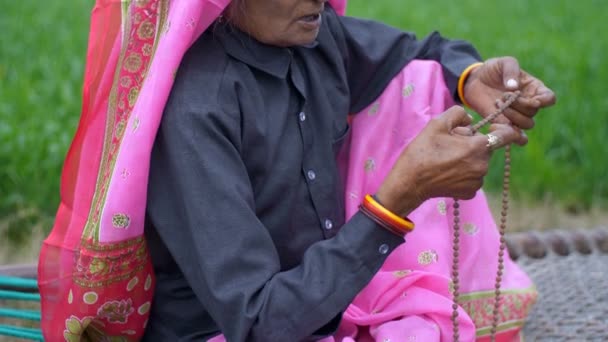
left=360, top=194, right=415, bottom=236
left=457, top=62, right=484, bottom=108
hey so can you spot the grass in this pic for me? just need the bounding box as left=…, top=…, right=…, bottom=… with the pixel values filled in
left=1, top=0, right=607, bottom=245
left=0, top=0, right=92, bottom=242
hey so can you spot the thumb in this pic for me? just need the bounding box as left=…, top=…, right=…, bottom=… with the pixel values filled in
left=439, top=106, right=473, bottom=131
left=488, top=123, right=527, bottom=147
left=499, top=56, right=521, bottom=90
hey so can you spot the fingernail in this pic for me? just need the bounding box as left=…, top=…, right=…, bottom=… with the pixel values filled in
left=522, top=131, right=528, bottom=138
left=506, top=79, right=518, bottom=89
left=467, top=114, right=473, bottom=120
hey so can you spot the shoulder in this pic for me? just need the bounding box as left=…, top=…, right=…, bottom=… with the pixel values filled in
left=318, top=6, right=384, bottom=56
left=321, top=6, right=401, bottom=43
left=165, top=29, right=245, bottom=122
left=320, top=5, right=377, bottom=38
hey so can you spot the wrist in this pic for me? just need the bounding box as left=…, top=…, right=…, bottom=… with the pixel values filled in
left=375, top=186, right=421, bottom=218
left=458, top=62, right=484, bottom=108
left=360, top=194, right=415, bottom=237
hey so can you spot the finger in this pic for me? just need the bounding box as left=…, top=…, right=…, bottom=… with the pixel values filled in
left=498, top=56, right=521, bottom=90
left=490, top=123, right=528, bottom=146
left=511, top=97, right=541, bottom=117
left=501, top=107, right=535, bottom=129
left=454, top=181, right=484, bottom=200
left=533, top=85, right=557, bottom=107
left=490, top=113, right=511, bottom=125
left=439, top=106, right=472, bottom=131
left=487, top=123, right=527, bottom=147
left=451, top=126, right=474, bottom=136
left=470, top=124, right=517, bottom=150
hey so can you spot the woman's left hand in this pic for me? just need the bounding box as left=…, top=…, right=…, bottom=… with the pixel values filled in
left=463, top=57, right=556, bottom=130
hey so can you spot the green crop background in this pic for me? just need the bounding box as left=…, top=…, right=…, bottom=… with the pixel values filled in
left=1, top=0, right=606, bottom=244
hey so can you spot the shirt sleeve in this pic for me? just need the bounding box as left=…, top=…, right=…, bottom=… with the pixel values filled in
left=146, top=74, right=404, bottom=341
left=329, top=10, right=482, bottom=113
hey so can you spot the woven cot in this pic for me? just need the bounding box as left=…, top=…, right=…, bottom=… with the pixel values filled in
left=1, top=228, right=607, bottom=341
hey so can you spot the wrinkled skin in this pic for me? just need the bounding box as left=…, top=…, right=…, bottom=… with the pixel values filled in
left=465, top=57, right=557, bottom=130
left=227, top=0, right=328, bottom=46
left=378, top=56, right=556, bottom=215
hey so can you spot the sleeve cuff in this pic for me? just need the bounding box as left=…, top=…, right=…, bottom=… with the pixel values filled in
left=339, top=210, right=405, bottom=274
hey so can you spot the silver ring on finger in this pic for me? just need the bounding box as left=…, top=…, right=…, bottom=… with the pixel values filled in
left=486, top=133, right=502, bottom=151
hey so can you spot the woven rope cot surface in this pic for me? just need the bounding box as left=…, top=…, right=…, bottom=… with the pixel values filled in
left=506, top=228, right=608, bottom=341
left=1, top=229, right=607, bottom=341
left=0, top=265, right=40, bottom=341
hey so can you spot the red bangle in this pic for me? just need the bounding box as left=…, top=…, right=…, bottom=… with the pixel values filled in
left=359, top=194, right=415, bottom=237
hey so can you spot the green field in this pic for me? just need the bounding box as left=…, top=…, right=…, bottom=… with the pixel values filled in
left=1, top=1, right=607, bottom=243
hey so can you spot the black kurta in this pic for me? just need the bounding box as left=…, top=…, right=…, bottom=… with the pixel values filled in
left=144, top=6, right=481, bottom=341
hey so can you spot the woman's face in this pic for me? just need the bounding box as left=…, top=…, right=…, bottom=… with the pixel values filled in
left=229, top=0, right=327, bottom=47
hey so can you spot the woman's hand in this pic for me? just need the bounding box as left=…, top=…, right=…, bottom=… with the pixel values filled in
left=375, top=106, right=526, bottom=217
left=463, top=57, right=556, bottom=130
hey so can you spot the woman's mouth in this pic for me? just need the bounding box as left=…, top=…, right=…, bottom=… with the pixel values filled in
left=298, top=13, right=322, bottom=29
left=300, top=13, right=321, bottom=22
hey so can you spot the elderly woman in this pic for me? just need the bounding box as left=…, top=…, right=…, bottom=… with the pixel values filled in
left=37, top=0, right=554, bottom=341
left=142, top=0, right=553, bottom=341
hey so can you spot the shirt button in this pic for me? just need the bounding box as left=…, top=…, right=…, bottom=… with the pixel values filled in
left=299, top=111, right=306, bottom=122
left=378, top=244, right=390, bottom=255
left=324, top=219, right=333, bottom=230
left=307, top=170, right=316, bottom=181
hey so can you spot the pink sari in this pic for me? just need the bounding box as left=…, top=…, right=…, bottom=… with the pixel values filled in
left=331, top=60, right=537, bottom=342
left=38, top=1, right=534, bottom=340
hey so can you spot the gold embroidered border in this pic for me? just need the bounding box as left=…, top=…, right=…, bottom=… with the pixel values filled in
left=73, top=264, right=147, bottom=289
left=74, top=237, right=148, bottom=287
left=74, top=0, right=168, bottom=287
left=460, top=286, right=537, bottom=301
left=459, top=286, right=538, bottom=337
left=82, top=0, right=168, bottom=243
left=476, top=319, right=526, bottom=337
left=81, top=2, right=134, bottom=241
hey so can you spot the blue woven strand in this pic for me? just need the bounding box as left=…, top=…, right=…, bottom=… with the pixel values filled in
left=0, top=276, right=38, bottom=290
left=0, top=290, right=40, bottom=301
left=0, top=308, right=41, bottom=321
left=0, top=324, right=43, bottom=341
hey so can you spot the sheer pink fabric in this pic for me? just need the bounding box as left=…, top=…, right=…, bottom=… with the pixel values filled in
left=333, top=60, right=536, bottom=341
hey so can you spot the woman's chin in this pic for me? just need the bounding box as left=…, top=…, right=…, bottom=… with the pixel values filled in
left=283, top=29, right=321, bottom=47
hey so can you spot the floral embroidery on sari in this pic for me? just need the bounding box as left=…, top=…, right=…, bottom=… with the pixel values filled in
left=459, top=287, right=538, bottom=337
left=97, top=299, right=135, bottom=324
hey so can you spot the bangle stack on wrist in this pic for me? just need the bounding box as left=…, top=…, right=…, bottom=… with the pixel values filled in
left=359, top=194, right=415, bottom=237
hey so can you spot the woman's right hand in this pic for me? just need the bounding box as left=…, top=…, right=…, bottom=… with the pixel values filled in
left=375, top=106, right=526, bottom=217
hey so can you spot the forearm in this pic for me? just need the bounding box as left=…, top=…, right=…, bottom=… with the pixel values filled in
left=246, top=211, right=403, bottom=341
left=149, top=196, right=402, bottom=341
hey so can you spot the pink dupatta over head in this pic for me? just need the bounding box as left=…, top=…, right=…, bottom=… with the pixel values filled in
left=38, top=1, right=535, bottom=341
left=38, top=0, right=346, bottom=340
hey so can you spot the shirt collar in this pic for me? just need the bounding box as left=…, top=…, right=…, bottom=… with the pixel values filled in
left=213, top=22, right=293, bottom=79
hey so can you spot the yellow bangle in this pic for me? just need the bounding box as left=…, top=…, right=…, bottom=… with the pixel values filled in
left=457, top=62, right=484, bottom=108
